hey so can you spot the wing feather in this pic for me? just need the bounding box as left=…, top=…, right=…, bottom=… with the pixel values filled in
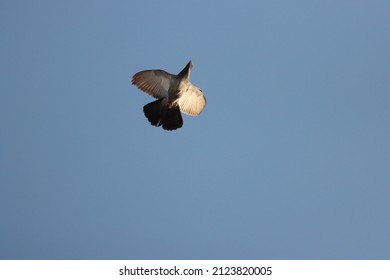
left=131, top=70, right=174, bottom=99
left=177, top=84, right=206, bottom=116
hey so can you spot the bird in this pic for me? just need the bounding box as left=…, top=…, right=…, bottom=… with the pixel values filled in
left=131, top=61, right=206, bottom=131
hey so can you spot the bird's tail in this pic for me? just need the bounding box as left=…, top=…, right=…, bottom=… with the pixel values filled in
left=143, top=99, right=183, bottom=131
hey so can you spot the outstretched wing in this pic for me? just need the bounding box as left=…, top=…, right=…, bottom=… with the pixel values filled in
left=131, top=70, right=175, bottom=99
left=177, top=84, right=206, bottom=116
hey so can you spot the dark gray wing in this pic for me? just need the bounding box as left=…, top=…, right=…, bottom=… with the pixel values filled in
left=131, top=70, right=175, bottom=99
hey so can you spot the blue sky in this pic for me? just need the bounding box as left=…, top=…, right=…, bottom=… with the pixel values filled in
left=1, top=0, right=389, bottom=259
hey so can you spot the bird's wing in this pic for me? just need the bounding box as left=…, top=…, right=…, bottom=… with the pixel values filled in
left=131, top=70, right=175, bottom=99
left=177, top=84, right=206, bottom=116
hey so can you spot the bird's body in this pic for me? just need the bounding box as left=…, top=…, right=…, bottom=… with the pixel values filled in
left=132, top=61, right=206, bottom=130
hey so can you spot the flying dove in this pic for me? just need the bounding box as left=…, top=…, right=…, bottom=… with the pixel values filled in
left=132, top=61, right=206, bottom=131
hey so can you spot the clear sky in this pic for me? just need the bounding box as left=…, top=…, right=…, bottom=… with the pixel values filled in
left=1, top=0, right=389, bottom=260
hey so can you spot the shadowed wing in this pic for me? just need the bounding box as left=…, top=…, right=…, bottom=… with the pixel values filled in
left=177, top=84, right=206, bottom=116
left=131, top=70, right=175, bottom=99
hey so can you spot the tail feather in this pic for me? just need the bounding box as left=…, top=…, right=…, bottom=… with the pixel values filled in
left=143, top=99, right=183, bottom=131
left=162, top=105, right=183, bottom=131
left=143, top=99, right=165, bottom=127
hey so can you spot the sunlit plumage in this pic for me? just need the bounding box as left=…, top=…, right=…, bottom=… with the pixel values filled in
left=131, top=61, right=206, bottom=131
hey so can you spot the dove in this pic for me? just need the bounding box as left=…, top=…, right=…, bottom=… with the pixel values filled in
left=132, top=61, right=206, bottom=131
